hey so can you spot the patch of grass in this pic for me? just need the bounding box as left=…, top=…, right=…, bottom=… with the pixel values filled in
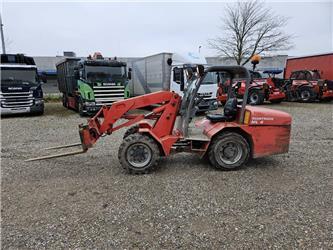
left=44, top=94, right=62, bottom=103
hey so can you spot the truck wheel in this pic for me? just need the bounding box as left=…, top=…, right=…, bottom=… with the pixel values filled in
left=34, top=108, right=44, bottom=116
left=62, top=94, right=68, bottom=108
left=123, top=125, right=139, bottom=139
left=78, top=100, right=85, bottom=116
left=208, top=132, right=250, bottom=170
left=118, top=133, right=160, bottom=174
left=299, top=87, right=315, bottom=102
left=248, top=89, right=264, bottom=105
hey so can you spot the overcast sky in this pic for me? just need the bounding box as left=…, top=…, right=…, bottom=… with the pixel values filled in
left=1, top=1, right=332, bottom=57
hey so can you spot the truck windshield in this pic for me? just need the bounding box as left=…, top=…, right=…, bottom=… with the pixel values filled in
left=85, top=66, right=126, bottom=82
left=1, top=67, right=37, bottom=84
left=201, top=71, right=217, bottom=85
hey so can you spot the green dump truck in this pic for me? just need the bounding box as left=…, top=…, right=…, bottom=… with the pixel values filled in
left=56, top=53, right=128, bottom=116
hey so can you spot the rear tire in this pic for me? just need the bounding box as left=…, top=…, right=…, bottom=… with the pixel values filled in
left=298, top=87, right=316, bottom=102
left=34, top=109, right=44, bottom=116
left=62, top=94, right=68, bottom=108
left=248, top=89, right=264, bottom=105
left=78, top=99, right=85, bottom=117
left=208, top=132, right=250, bottom=170
left=118, top=133, right=160, bottom=174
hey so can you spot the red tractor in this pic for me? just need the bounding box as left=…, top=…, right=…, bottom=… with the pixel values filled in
left=283, top=70, right=333, bottom=102
left=28, top=66, right=292, bottom=174
left=217, top=70, right=285, bottom=105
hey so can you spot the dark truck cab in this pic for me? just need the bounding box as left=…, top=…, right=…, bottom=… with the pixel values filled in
left=1, top=54, right=45, bottom=115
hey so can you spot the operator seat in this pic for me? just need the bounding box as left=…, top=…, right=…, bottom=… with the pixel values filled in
left=206, top=98, right=238, bottom=122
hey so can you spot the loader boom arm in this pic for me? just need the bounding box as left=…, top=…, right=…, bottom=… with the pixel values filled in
left=80, top=91, right=181, bottom=149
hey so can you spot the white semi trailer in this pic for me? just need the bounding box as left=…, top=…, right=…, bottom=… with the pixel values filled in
left=127, top=52, right=218, bottom=112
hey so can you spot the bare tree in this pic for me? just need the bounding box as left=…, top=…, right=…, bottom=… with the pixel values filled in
left=208, top=1, right=293, bottom=65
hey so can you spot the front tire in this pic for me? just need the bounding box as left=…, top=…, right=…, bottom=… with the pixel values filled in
left=208, top=132, right=250, bottom=170
left=123, top=125, right=139, bottom=139
left=62, top=94, right=68, bottom=108
left=248, top=89, right=264, bottom=105
left=78, top=99, right=85, bottom=117
left=298, top=87, right=316, bottom=102
left=118, top=133, right=160, bottom=174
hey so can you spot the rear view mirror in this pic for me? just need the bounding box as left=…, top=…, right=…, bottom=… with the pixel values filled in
left=197, top=65, right=205, bottom=77
left=173, top=67, right=182, bottom=84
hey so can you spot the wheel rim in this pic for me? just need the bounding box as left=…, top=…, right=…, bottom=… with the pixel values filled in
left=250, top=93, right=259, bottom=104
left=215, top=140, right=243, bottom=165
left=126, top=143, right=152, bottom=168
left=301, top=90, right=310, bottom=100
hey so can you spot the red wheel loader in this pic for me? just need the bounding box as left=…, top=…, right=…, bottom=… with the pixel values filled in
left=27, top=66, right=292, bottom=174
left=217, top=70, right=285, bottom=106
left=283, top=70, right=333, bottom=102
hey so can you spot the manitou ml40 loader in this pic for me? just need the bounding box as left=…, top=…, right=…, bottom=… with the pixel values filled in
left=28, top=66, right=292, bottom=174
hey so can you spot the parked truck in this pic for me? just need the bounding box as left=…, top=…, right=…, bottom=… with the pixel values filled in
left=56, top=52, right=128, bottom=116
left=283, top=53, right=333, bottom=102
left=127, top=52, right=218, bottom=112
left=0, top=54, right=45, bottom=115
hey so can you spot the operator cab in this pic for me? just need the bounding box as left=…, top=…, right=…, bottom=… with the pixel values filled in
left=206, top=98, right=237, bottom=122
left=179, top=65, right=251, bottom=137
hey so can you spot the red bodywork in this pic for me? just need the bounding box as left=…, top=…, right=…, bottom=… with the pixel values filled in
left=217, top=78, right=285, bottom=104
left=284, top=53, right=333, bottom=80
left=286, top=70, right=333, bottom=101
left=80, top=91, right=181, bottom=154
left=284, top=54, right=333, bottom=101
left=196, top=106, right=291, bottom=158
left=79, top=90, right=291, bottom=159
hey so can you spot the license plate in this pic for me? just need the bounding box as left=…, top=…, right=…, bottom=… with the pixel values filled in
left=103, top=83, right=116, bottom=86
left=11, top=107, right=30, bottom=113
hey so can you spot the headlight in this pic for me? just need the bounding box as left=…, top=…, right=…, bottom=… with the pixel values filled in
left=324, top=83, right=327, bottom=87
left=85, top=102, right=96, bottom=106
left=35, top=99, right=44, bottom=104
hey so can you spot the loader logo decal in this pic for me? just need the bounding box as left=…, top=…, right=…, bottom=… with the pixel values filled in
left=251, top=117, right=274, bottom=124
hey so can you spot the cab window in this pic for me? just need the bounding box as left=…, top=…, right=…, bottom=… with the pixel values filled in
left=201, top=72, right=217, bottom=85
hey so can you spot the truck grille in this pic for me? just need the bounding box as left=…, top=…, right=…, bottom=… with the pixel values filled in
left=197, top=92, right=213, bottom=99
left=93, top=86, right=125, bottom=106
left=0, top=91, right=34, bottom=108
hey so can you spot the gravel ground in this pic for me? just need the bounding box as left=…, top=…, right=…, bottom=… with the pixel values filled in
left=1, top=101, right=333, bottom=249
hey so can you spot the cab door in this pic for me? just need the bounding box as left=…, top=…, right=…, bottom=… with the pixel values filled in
left=170, top=66, right=185, bottom=97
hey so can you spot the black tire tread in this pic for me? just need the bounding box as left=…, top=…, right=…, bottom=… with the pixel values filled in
left=298, top=86, right=316, bottom=103
left=208, top=132, right=250, bottom=171
left=248, top=89, right=265, bottom=105
left=118, top=133, right=160, bottom=174
left=123, top=125, right=139, bottom=139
